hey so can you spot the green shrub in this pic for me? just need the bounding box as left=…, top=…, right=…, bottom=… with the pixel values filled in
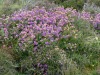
left=56, top=17, right=100, bottom=74
left=89, top=0, right=100, bottom=6
left=50, top=0, right=85, bottom=10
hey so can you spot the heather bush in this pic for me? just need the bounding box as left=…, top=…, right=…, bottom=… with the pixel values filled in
left=0, top=5, right=100, bottom=75
left=0, top=7, right=76, bottom=74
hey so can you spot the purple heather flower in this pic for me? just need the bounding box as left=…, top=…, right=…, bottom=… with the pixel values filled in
left=28, top=22, right=34, bottom=25
left=42, top=32, right=47, bottom=37
left=34, top=41, right=38, bottom=45
left=44, top=64, right=48, bottom=68
left=37, top=63, right=41, bottom=67
left=4, top=28, right=8, bottom=38
left=45, top=42, right=50, bottom=45
left=19, top=43, right=22, bottom=47
left=34, top=46, right=38, bottom=51
left=81, top=11, right=91, bottom=20
left=50, top=37, right=54, bottom=42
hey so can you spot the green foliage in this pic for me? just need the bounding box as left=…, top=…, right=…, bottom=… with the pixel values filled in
left=51, top=0, right=85, bottom=10
left=56, top=18, right=100, bottom=75
left=0, top=0, right=22, bottom=16
left=0, top=48, right=17, bottom=75
left=89, top=0, right=100, bottom=6
left=10, top=41, right=61, bottom=75
left=0, top=0, right=58, bottom=16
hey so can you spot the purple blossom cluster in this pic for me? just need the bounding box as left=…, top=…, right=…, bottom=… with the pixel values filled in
left=93, top=13, right=100, bottom=29
left=80, top=11, right=92, bottom=21
left=0, top=6, right=100, bottom=49
left=78, top=11, right=100, bottom=29
left=37, top=63, right=48, bottom=75
left=9, top=7, right=78, bottom=49
left=0, top=16, right=9, bottom=39
left=32, top=63, right=48, bottom=75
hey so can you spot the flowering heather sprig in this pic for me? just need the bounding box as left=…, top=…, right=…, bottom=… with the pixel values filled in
left=0, top=16, right=9, bottom=40
left=80, top=11, right=92, bottom=21
left=37, top=63, right=48, bottom=75
left=93, top=13, right=100, bottom=29
left=3, top=28, right=8, bottom=39
left=76, top=11, right=100, bottom=29
left=94, top=13, right=100, bottom=23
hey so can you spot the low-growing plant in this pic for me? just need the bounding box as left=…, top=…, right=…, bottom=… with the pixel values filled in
left=0, top=47, right=17, bottom=75
left=0, top=5, right=100, bottom=75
